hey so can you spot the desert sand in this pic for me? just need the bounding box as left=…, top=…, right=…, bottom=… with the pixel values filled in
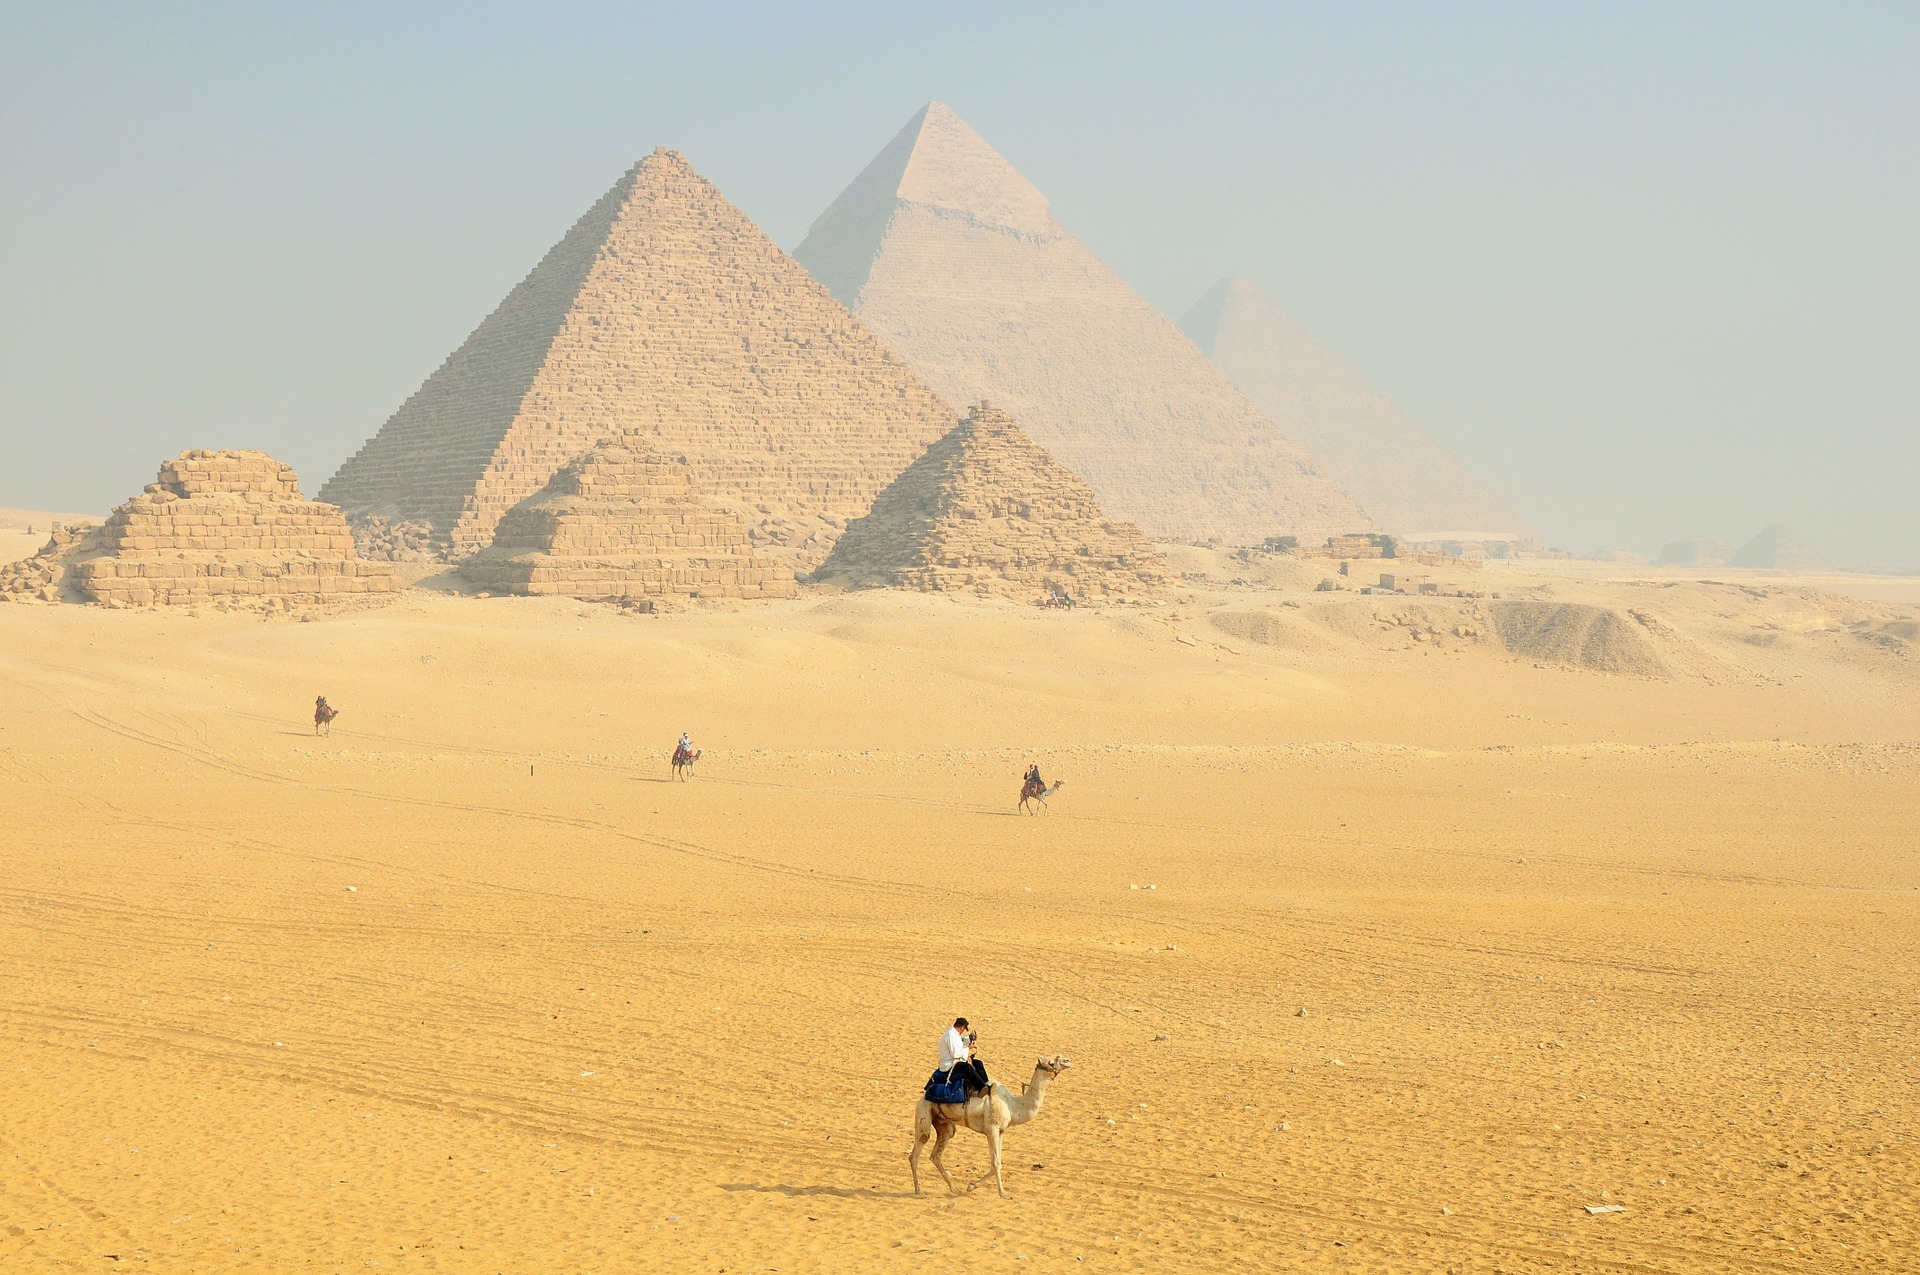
left=2, top=542, right=1916, bottom=1273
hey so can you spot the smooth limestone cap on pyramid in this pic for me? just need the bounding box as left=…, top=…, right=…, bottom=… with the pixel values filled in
left=1179, top=277, right=1535, bottom=544
left=814, top=403, right=1171, bottom=598
left=76, top=451, right=395, bottom=606
left=320, top=147, right=956, bottom=567
left=462, top=439, right=798, bottom=600
left=793, top=102, right=1373, bottom=547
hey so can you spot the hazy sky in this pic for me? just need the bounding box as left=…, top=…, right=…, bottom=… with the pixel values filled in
left=3, top=3, right=1915, bottom=562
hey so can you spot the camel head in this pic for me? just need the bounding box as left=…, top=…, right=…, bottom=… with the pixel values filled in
left=1036, top=1055, right=1072, bottom=1076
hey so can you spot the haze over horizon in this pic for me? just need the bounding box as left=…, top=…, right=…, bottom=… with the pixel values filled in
left=2, top=4, right=1915, bottom=564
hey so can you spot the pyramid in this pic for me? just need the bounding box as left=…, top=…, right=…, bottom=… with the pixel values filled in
left=1655, top=535, right=1734, bottom=567
left=1180, top=277, right=1534, bottom=542
left=1730, top=525, right=1828, bottom=571
left=462, top=439, right=797, bottom=601
left=814, top=403, right=1170, bottom=597
left=321, top=148, right=957, bottom=567
left=74, top=451, right=395, bottom=606
left=793, top=103, right=1371, bottom=546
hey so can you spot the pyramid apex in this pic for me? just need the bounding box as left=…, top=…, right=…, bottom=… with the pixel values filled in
left=895, top=103, right=1051, bottom=235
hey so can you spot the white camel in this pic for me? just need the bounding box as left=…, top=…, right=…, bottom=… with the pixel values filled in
left=909, top=1055, right=1072, bottom=1199
left=1019, top=777, right=1065, bottom=814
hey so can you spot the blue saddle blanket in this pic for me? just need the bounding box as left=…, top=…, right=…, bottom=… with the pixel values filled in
left=924, top=1068, right=970, bottom=1104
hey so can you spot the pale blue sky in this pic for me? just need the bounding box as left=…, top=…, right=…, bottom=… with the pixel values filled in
left=2, top=3, right=1915, bottom=562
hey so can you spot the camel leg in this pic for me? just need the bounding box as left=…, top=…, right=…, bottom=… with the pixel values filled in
left=908, top=1103, right=933, bottom=1195
left=966, top=1125, right=1007, bottom=1197
left=928, top=1120, right=959, bottom=1194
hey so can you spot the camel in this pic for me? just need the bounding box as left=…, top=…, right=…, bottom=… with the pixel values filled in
left=671, top=747, right=701, bottom=780
left=313, top=700, right=338, bottom=736
left=910, top=1055, right=1072, bottom=1199
left=1019, top=776, right=1064, bottom=814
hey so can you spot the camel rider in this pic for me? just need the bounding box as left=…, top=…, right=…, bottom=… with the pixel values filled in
left=1024, top=763, right=1044, bottom=791
left=940, top=1017, right=989, bottom=1091
left=677, top=732, right=693, bottom=759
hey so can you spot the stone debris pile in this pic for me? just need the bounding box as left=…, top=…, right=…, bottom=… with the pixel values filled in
left=0, top=522, right=98, bottom=602
left=321, top=147, right=955, bottom=566
left=462, top=440, right=798, bottom=601
left=73, top=451, right=396, bottom=606
left=814, top=403, right=1170, bottom=598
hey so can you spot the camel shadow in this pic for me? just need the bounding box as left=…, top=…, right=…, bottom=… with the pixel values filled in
left=718, top=1183, right=916, bottom=1201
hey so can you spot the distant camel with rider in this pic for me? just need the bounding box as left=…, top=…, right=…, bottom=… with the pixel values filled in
left=1019, top=763, right=1063, bottom=813
left=671, top=731, right=700, bottom=780
left=313, top=696, right=338, bottom=735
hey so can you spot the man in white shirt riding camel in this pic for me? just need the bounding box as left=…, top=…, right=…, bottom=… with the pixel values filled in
left=939, top=1017, right=989, bottom=1092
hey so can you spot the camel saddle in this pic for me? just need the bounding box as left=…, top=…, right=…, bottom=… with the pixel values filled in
left=923, top=1068, right=973, bottom=1105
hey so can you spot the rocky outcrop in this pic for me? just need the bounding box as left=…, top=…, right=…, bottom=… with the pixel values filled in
left=462, top=441, right=797, bottom=601
left=71, top=451, right=395, bottom=606
left=321, top=148, right=956, bottom=567
left=793, top=103, right=1372, bottom=546
left=814, top=404, right=1169, bottom=598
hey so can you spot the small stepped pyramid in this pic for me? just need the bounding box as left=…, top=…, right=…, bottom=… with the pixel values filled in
left=462, top=440, right=798, bottom=601
left=815, top=404, right=1169, bottom=598
left=74, top=451, right=395, bottom=606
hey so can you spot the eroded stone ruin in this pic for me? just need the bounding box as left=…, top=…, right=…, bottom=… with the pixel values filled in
left=321, top=148, right=956, bottom=568
left=814, top=403, right=1170, bottom=598
left=794, top=102, right=1372, bottom=546
left=73, top=451, right=395, bottom=606
left=462, top=440, right=798, bottom=602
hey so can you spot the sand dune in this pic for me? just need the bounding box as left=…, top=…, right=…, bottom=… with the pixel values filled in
left=1, top=560, right=1915, bottom=1272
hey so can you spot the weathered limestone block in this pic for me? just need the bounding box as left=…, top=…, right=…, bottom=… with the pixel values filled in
left=814, top=404, right=1170, bottom=598
left=462, top=440, right=798, bottom=601
left=73, top=450, right=396, bottom=606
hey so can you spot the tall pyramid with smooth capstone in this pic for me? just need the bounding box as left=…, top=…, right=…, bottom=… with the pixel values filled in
left=793, top=102, right=1373, bottom=547
left=1180, top=277, right=1534, bottom=544
left=320, top=148, right=957, bottom=568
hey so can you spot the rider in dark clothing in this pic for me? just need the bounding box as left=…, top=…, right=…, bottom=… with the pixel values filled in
left=1024, top=764, right=1044, bottom=790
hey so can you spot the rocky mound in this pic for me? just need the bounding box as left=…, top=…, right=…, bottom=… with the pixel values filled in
left=1487, top=601, right=1670, bottom=677
left=0, top=522, right=102, bottom=602
left=1730, top=525, right=1828, bottom=571
left=814, top=403, right=1170, bottom=598
left=66, top=452, right=395, bottom=607
left=1656, top=536, right=1735, bottom=567
left=462, top=441, right=797, bottom=601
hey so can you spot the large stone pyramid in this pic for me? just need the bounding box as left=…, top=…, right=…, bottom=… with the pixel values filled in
left=321, top=148, right=957, bottom=567
left=792, top=103, right=1371, bottom=547
left=1180, top=277, right=1534, bottom=542
left=75, top=451, right=395, bottom=606
left=815, top=403, right=1170, bottom=598
left=462, top=439, right=797, bottom=601
left=1729, top=525, right=1827, bottom=571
